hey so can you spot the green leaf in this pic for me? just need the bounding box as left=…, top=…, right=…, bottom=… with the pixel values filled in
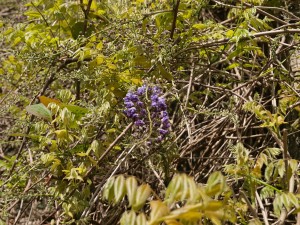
left=264, top=148, right=281, bottom=158
left=96, top=42, right=103, bottom=50
left=25, top=103, right=52, bottom=121
left=103, top=177, right=115, bottom=203
left=181, top=173, right=189, bottom=201
left=265, top=162, right=274, bottom=181
left=187, top=176, right=198, bottom=203
left=287, top=192, right=299, bottom=208
left=71, top=22, right=84, bottom=39
left=61, top=104, right=88, bottom=119
left=206, top=171, right=226, bottom=197
left=120, top=210, right=136, bottom=225
left=149, top=200, right=170, bottom=225
left=205, top=200, right=224, bottom=211
left=226, top=62, right=239, bottom=70
left=24, top=10, right=41, bottom=18
left=273, top=194, right=283, bottom=216
left=192, top=23, right=208, bottom=30
left=281, top=192, right=291, bottom=210
left=126, top=176, right=138, bottom=207
left=114, top=175, right=126, bottom=203
left=260, top=186, right=275, bottom=199
left=136, top=213, right=147, bottom=225
left=289, top=159, right=298, bottom=173
left=157, top=63, right=173, bottom=81
left=132, top=184, right=152, bottom=211
left=277, top=159, right=285, bottom=178
left=64, top=168, right=83, bottom=181
left=165, top=174, right=182, bottom=204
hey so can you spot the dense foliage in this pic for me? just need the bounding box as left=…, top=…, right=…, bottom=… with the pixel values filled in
left=1, top=0, right=300, bottom=224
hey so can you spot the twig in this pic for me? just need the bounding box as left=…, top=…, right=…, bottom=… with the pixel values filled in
left=243, top=2, right=288, bottom=25
left=13, top=199, right=24, bottom=225
left=282, top=129, right=290, bottom=191
left=85, top=122, right=133, bottom=177
left=148, top=159, right=166, bottom=188
left=80, top=0, right=93, bottom=35
left=240, top=190, right=258, bottom=218
left=81, top=143, right=137, bottom=218
left=255, top=191, right=270, bottom=225
left=170, top=0, right=180, bottom=39
left=185, top=53, right=194, bottom=108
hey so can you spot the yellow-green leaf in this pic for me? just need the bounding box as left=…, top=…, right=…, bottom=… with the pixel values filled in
left=96, top=42, right=103, bottom=50
left=103, top=177, right=115, bottom=202
left=149, top=200, right=170, bottom=225
left=120, top=210, right=136, bottom=225
left=126, top=176, right=138, bottom=207
left=133, top=184, right=152, bottom=211
left=114, top=175, right=126, bottom=203
left=136, top=213, right=147, bottom=225
left=193, top=23, right=208, bottom=30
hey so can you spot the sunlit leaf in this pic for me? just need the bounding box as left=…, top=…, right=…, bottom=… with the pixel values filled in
left=193, top=23, right=208, bottom=30
left=103, top=177, right=115, bottom=203
left=54, top=129, right=68, bottom=140
left=206, top=171, right=226, bottom=197
left=24, top=10, right=41, bottom=18
left=114, top=175, right=126, bottom=203
left=133, top=184, right=152, bottom=211
left=120, top=210, right=136, bottom=225
left=149, top=200, right=170, bottom=225
left=273, top=194, right=282, bottom=216
left=277, top=159, right=285, bottom=178
left=61, top=104, right=88, bottom=119
left=289, top=159, right=298, bottom=173
left=165, top=219, right=183, bottom=225
left=25, top=103, right=52, bottom=121
left=260, top=186, right=275, bottom=199
left=126, top=176, right=138, bottom=207
left=287, top=192, right=299, bottom=208
left=136, top=213, right=147, bottom=225
left=165, top=174, right=182, bottom=204
left=265, top=162, right=274, bottom=181
left=96, top=42, right=103, bottom=50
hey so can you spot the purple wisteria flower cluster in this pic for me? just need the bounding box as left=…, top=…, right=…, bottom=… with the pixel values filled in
left=123, top=84, right=171, bottom=142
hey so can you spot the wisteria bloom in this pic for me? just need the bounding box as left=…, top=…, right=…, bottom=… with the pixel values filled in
left=123, top=84, right=171, bottom=142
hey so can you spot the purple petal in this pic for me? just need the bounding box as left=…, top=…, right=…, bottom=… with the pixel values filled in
left=132, top=113, right=139, bottom=119
left=151, top=101, right=158, bottom=108
left=134, top=119, right=145, bottom=126
left=159, top=128, right=169, bottom=135
left=125, top=101, right=134, bottom=108
left=152, top=86, right=161, bottom=94
left=137, top=101, right=144, bottom=107
left=125, top=92, right=139, bottom=102
left=140, top=109, right=147, bottom=116
left=161, top=116, right=169, bottom=124
left=162, top=122, right=170, bottom=129
left=137, top=85, right=147, bottom=95
left=162, top=111, right=168, bottom=117
left=151, top=94, right=159, bottom=101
